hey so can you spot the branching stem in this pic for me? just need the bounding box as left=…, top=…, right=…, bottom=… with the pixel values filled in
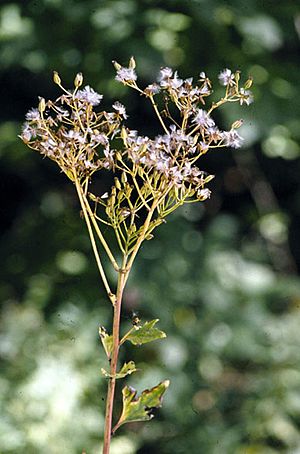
left=81, top=191, right=120, bottom=271
left=74, top=177, right=115, bottom=305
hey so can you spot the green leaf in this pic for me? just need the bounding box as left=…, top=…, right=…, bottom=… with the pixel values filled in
left=125, top=319, right=166, bottom=346
left=101, top=361, right=137, bottom=379
left=99, top=326, right=113, bottom=358
left=113, top=380, right=170, bottom=432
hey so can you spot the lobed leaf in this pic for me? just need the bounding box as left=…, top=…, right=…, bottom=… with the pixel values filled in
left=125, top=319, right=166, bottom=346
left=113, top=380, right=170, bottom=432
left=101, top=361, right=137, bottom=379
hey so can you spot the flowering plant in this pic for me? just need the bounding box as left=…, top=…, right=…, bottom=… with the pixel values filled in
left=21, top=57, right=252, bottom=453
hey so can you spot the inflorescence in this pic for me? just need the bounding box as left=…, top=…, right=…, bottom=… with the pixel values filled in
left=21, top=58, right=253, bottom=254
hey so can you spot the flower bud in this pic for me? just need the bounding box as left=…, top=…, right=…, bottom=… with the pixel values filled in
left=235, top=71, right=241, bottom=82
left=53, top=71, right=61, bottom=85
left=124, top=183, right=132, bottom=197
left=129, top=56, right=136, bottom=69
left=129, top=224, right=136, bottom=233
left=74, top=72, right=83, bottom=88
left=38, top=97, right=46, bottom=113
left=115, top=151, right=122, bottom=161
left=114, top=177, right=121, bottom=190
left=88, top=192, right=98, bottom=202
left=121, top=171, right=127, bottom=184
left=121, top=126, right=128, bottom=145
left=244, top=77, right=253, bottom=89
left=112, top=60, right=122, bottom=70
left=231, top=119, right=244, bottom=129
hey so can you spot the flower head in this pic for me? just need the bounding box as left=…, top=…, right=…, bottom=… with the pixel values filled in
left=239, top=88, right=254, bottom=106
left=115, top=67, right=137, bottom=84
left=221, top=130, right=244, bottom=148
left=193, top=109, right=215, bottom=128
left=112, top=101, right=128, bottom=119
left=218, top=68, right=235, bottom=86
left=75, top=86, right=103, bottom=106
left=25, top=108, right=40, bottom=121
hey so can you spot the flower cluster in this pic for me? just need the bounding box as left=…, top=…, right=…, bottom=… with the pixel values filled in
left=21, top=75, right=126, bottom=180
left=21, top=59, right=252, bottom=253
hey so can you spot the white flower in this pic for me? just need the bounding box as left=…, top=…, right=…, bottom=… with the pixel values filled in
left=103, top=147, right=115, bottom=168
left=158, top=67, right=173, bottom=81
left=199, top=83, right=210, bottom=95
left=84, top=160, right=98, bottom=169
left=21, top=124, right=36, bottom=141
left=239, top=88, right=254, bottom=106
left=90, top=132, right=108, bottom=146
left=199, top=142, right=209, bottom=153
left=197, top=188, right=211, bottom=200
left=221, top=130, right=244, bottom=148
left=169, top=72, right=183, bottom=89
left=184, top=77, right=193, bottom=85
left=63, top=130, right=85, bottom=144
left=115, top=67, right=137, bottom=83
left=75, top=86, right=103, bottom=106
left=25, top=108, right=40, bottom=121
left=193, top=109, right=215, bottom=128
left=112, top=101, right=127, bottom=118
left=144, top=84, right=160, bottom=96
left=218, top=68, right=235, bottom=86
left=169, top=166, right=183, bottom=183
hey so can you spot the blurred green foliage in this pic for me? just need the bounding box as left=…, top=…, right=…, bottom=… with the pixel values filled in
left=1, top=1, right=300, bottom=453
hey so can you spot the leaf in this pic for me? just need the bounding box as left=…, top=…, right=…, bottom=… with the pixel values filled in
left=126, top=319, right=166, bottom=346
left=113, top=380, right=170, bottom=432
left=99, top=326, right=113, bottom=358
left=101, top=361, right=137, bottom=379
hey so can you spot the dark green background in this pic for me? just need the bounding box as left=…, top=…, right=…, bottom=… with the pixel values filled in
left=1, top=1, right=300, bottom=453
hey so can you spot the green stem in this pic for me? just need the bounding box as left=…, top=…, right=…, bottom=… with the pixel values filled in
left=149, top=95, right=169, bottom=134
left=125, top=202, right=157, bottom=279
left=81, top=191, right=120, bottom=271
left=74, top=177, right=115, bottom=304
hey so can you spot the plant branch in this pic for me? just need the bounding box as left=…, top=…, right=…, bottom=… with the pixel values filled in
left=74, top=177, right=116, bottom=305
left=81, top=191, right=120, bottom=271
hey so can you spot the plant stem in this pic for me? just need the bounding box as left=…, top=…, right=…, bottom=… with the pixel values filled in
left=74, top=177, right=115, bottom=304
left=103, top=263, right=128, bottom=454
left=81, top=191, right=120, bottom=271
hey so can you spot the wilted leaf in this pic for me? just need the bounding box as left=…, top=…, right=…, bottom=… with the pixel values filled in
left=101, top=361, right=137, bottom=379
left=125, top=319, right=166, bottom=346
left=99, top=326, right=113, bottom=358
left=113, top=380, right=170, bottom=433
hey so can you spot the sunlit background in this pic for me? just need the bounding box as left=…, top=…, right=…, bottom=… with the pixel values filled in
left=1, top=1, right=300, bottom=453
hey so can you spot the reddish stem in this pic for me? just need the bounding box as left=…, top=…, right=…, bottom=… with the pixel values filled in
left=102, top=271, right=126, bottom=454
